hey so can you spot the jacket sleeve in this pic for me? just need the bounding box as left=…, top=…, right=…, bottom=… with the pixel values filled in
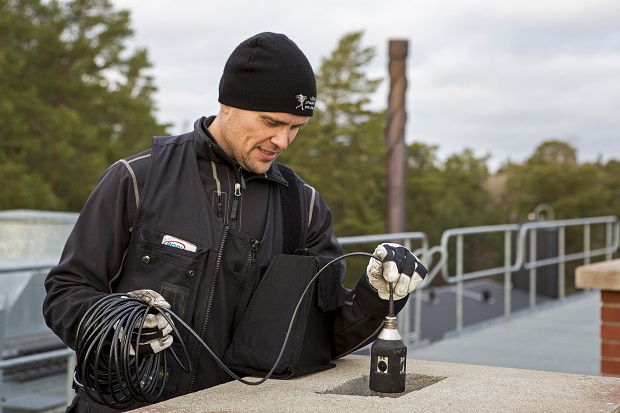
left=302, top=186, right=408, bottom=359
left=331, top=275, right=408, bottom=358
left=42, top=156, right=147, bottom=349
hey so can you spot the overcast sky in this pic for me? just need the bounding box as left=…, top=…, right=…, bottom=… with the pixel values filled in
left=111, top=0, right=620, bottom=172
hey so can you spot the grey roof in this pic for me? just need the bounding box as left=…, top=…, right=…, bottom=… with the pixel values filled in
left=407, top=290, right=600, bottom=376
left=405, top=279, right=552, bottom=343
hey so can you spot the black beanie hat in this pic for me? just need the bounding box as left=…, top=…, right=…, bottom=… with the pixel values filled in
left=218, top=32, right=317, bottom=116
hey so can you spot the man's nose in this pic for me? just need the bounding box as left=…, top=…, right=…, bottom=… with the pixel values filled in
left=271, top=129, right=292, bottom=150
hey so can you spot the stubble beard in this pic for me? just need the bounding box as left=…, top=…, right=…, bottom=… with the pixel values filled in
left=242, top=149, right=274, bottom=175
left=218, top=118, right=275, bottom=175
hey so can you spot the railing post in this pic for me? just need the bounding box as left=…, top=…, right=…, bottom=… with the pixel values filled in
left=584, top=223, right=591, bottom=265
left=0, top=295, right=4, bottom=413
left=414, top=289, right=422, bottom=342
left=529, top=228, right=537, bottom=308
left=456, top=234, right=464, bottom=332
left=607, top=222, right=613, bottom=261
left=66, top=353, right=75, bottom=406
left=558, top=226, right=566, bottom=300
left=504, top=230, right=512, bottom=317
left=400, top=238, right=412, bottom=342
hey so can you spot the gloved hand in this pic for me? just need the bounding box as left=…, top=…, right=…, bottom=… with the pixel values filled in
left=366, top=243, right=428, bottom=300
left=126, top=289, right=174, bottom=356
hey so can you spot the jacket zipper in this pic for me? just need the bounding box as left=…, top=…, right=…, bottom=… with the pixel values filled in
left=229, top=168, right=246, bottom=227
left=227, top=238, right=260, bottom=339
left=189, top=226, right=229, bottom=392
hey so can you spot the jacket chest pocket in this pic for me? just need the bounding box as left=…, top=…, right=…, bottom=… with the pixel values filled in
left=137, top=242, right=205, bottom=281
left=134, top=227, right=209, bottom=320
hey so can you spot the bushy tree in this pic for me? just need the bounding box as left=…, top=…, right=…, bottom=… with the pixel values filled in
left=503, top=140, right=598, bottom=220
left=599, top=160, right=620, bottom=217
left=406, top=145, right=503, bottom=277
left=406, top=145, right=500, bottom=241
left=0, top=0, right=167, bottom=211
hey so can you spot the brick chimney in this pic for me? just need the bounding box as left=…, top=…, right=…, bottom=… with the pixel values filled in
left=576, top=260, right=620, bottom=377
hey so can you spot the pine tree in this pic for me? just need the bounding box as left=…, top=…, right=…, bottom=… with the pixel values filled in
left=0, top=0, right=167, bottom=210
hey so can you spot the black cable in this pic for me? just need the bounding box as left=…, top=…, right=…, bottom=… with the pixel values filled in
left=182, top=251, right=379, bottom=386
left=74, top=251, right=380, bottom=407
left=74, top=295, right=191, bottom=408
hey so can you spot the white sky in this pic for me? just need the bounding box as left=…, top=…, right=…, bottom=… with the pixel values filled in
left=111, top=0, right=620, bottom=172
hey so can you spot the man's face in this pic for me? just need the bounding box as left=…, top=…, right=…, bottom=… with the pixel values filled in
left=216, top=105, right=309, bottom=174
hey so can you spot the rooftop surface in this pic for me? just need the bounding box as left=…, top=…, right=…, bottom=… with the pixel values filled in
left=131, top=289, right=618, bottom=413
left=407, top=290, right=601, bottom=375
left=132, top=355, right=620, bottom=413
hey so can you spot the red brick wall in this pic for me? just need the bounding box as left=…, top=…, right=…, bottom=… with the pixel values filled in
left=601, top=291, right=620, bottom=377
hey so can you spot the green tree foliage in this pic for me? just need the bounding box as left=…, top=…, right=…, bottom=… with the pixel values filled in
left=599, top=160, right=620, bottom=217
left=406, top=144, right=503, bottom=277
left=279, top=31, right=386, bottom=238
left=0, top=0, right=167, bottom=211
left=405, top=142, right=443, bottom=239
left=502, top=140, right=615, bottom=220
left=406, top=144, right=501, bottom=241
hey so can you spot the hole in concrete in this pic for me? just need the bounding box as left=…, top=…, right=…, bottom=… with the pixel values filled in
left=320, top=374, right=445, bottom=398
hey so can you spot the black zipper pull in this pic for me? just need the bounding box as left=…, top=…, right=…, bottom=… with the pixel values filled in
left=250, top=239, right=259, bottom=263
left=217, top=193, right=223, bottom=218
left=231, top=198, right=238, bottom=220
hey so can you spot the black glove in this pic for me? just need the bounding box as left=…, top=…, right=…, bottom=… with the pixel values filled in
left=366, top=243, right=428, bottom=300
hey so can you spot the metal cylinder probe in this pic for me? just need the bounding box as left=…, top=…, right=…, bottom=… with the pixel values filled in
left=369, top=283, right=407, bottom=393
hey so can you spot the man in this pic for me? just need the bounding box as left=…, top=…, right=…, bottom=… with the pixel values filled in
left=43, top=32, right=426, bottom=412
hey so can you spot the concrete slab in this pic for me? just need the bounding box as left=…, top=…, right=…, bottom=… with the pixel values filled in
left=131, top=355, right=620, bottom=413
left=576, top=259, right=620, bottom=291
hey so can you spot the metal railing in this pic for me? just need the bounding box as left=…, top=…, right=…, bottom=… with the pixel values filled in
left=0, top=210, right=79, bottom=411
left=440, top=215, right=618, bottom=333
left=339, top=215, right=619, bottom=343
left=0, top=348, right=76, bottom=413
left=0, top=261, right=76, bottom=412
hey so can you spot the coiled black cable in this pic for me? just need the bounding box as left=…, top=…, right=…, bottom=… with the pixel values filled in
left=74, top=293, right=191, bottom=408
left=74, top=252, right=378, bottom=408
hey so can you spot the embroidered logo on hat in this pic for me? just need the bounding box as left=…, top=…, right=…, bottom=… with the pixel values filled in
left=296, top=95, right=316, bottom=111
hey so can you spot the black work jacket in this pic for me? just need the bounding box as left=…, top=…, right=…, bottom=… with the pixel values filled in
left=43, top=117, right=402, bottom=410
